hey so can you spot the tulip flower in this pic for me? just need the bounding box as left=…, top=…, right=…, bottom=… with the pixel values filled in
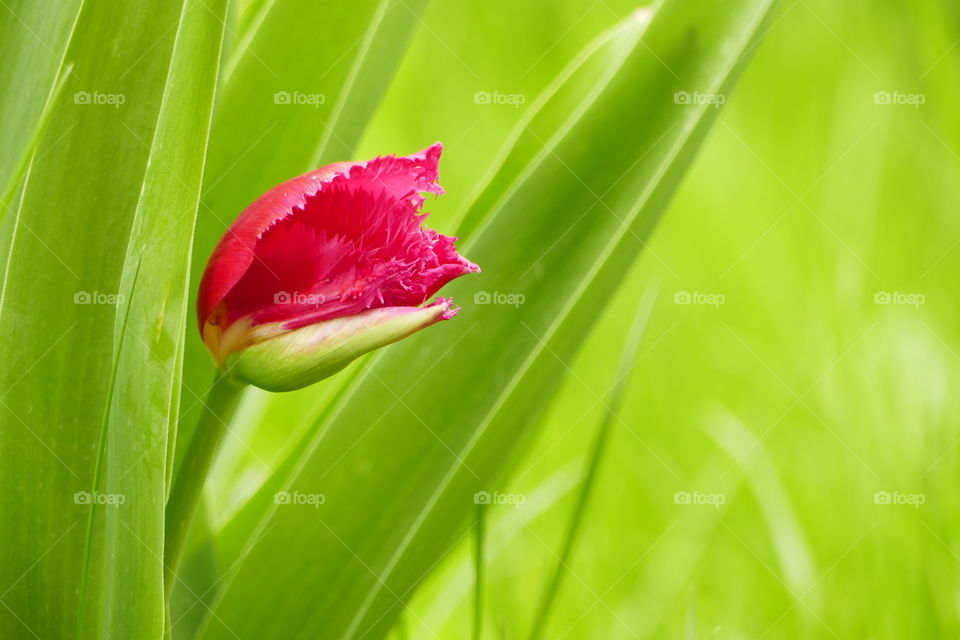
left=168, top=150, right=478, bottom=596
left=197, top=142, right=479, bottom=392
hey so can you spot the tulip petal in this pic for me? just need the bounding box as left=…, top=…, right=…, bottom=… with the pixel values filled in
left=197, top=143, right=451, bottom=334
left=220, top=180, right=476, bottom=332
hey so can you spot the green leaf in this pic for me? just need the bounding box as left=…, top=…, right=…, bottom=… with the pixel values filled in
left=0, top=0, right=225, bottom=637
left=195, top=0, right=779, bottom=638
left=0, top=0, right=83, bottom=209
left=527, top=284, right=656, bottom=639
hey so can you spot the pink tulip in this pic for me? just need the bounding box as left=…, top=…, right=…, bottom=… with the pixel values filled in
left=197, top=143, right=478, bottom=391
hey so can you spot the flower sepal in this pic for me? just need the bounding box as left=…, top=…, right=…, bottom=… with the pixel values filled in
left=224, top=298, right=458, bottom=392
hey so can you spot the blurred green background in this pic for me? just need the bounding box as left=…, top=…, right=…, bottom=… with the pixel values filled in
left=321, top=0, right=960, bottom=637
left=4, top=0, right=956, bottom=637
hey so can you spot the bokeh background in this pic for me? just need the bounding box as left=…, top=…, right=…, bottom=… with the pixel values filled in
left=319, top=0, right=959, bottom=637
left=4, top=0, right=956, bottom=637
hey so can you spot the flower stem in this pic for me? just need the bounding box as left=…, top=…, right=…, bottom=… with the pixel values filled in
left=164, top=370, right=245, bottom=597
left=473, top=503, right=486, bottom=640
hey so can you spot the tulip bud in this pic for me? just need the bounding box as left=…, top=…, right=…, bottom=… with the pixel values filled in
left=224, top=299, right=457, bottom=392
left=197, top=143, right=478, bottom=391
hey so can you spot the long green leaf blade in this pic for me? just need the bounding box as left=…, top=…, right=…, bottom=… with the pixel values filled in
left=0, top=0, right=83, bottom=208
left=0, top=0, right=226, bottom=636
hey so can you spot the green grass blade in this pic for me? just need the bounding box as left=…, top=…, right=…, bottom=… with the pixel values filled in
left=0, top=62, right=73, bottom=227
left=0, top=0, right=226, bottom=636
left=195, top=1, right=780, bottom=638
left=107, top=0, right=228, bottom=629
left=0, top=0, right=83, bottom=212
left=705, top=409, right=817, bottom=599
left=473, top=503, right=486, bottom=640
left=408, top=460, right=583, bottom=635
left=455, top=10, right=651, bottom=240
left=527, top=284, right=656, bottom=640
